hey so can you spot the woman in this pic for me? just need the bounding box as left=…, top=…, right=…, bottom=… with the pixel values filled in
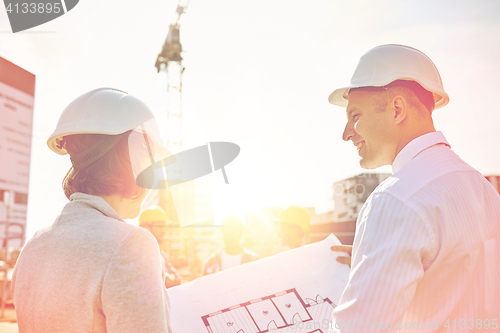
left=12, top=88, right=172, bottom=332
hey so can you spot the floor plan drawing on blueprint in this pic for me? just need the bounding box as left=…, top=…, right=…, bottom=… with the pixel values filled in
left=202, top=288, right=336, bottom=333
left=168, top=234, right=350, bottom=333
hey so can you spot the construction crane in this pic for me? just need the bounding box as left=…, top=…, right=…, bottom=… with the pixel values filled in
left=150, top=0, right=191, bottom=218
left=149, top=0, right=193, bottom=277
left=146, top=0, right=186, bottom=274
left=155, top=0, right=190, bottom=153
left=150, top=1, right=218, bottom=282
left=155, top=1, right=188, bottom=73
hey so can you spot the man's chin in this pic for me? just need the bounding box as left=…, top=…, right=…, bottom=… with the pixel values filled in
left=359, top=158, right=384, bottom=170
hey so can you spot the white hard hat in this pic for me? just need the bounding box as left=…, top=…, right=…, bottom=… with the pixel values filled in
left=47, top=88, right=174, bottom=184
left=47, top=88, right=166, bottom=155
left=328, top=44, right=449, bottom=110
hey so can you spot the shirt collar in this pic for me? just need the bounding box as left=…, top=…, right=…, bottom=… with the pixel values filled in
left=392, top=131, right=451, bottom=174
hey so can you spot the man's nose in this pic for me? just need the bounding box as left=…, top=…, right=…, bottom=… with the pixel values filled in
left=343, top=122, right=354, bottom=141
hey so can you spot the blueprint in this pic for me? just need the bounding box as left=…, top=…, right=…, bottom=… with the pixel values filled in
left=168, top=234, right=350, bottom=333
left=202, top=288, right=336, bottom=333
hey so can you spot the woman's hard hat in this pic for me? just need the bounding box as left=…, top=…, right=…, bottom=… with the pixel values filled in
left=48, top=88, right=173, bottom=187
left=328, top=44, right=449, bottom=110
left=47, top=88, right=165, bottom=155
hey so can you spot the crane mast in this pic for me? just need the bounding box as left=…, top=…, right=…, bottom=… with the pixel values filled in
left=149, top=0, right=191, bottom=218
left=148, top=1, right=217, bottom=281
left=155, top=0, right=189, bottom=153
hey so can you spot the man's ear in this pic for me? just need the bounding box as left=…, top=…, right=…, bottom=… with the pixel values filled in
left=391, top=95, right=407, bottom=125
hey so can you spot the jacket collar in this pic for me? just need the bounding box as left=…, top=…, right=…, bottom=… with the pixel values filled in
left=69, top=192, right=125, bottom=222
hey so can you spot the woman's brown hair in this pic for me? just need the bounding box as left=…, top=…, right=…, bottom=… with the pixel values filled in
left=62, top=131, right=144, bottom=200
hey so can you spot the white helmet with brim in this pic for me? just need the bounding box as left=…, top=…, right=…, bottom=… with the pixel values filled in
left=47, top=88, right=173, bottom=187
left=328, top=44, right=449, bottom=110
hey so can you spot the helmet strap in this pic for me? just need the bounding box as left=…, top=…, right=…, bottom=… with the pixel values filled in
left=70, top=131, right=130, bottom=171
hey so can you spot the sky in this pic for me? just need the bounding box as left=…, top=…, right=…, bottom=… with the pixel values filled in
left=1, top=0, right=499, bottom=239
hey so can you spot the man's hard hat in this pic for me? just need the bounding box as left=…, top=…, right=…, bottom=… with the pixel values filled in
left=328, top=44, right=449, bottom=110
left=279, top=206, right=310, bottom=232
left=139, top=205, right=167, bottom=226
left=47, top=88, right=166, bottom=155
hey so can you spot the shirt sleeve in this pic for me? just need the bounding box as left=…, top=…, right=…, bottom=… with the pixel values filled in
left=101, top=227, right=172, bottom=333
left=331, top=192, right=434, bottom=333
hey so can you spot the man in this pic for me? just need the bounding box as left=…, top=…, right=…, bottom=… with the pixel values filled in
left=202, top=215, right=260, bottom=275
left=243, top=209, right=289, bottom=258
left=139, top=206, right=182, bottom=288
left=278, top=205, right=311, bottom=249
left=328, top=44, right=500, bottom=332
